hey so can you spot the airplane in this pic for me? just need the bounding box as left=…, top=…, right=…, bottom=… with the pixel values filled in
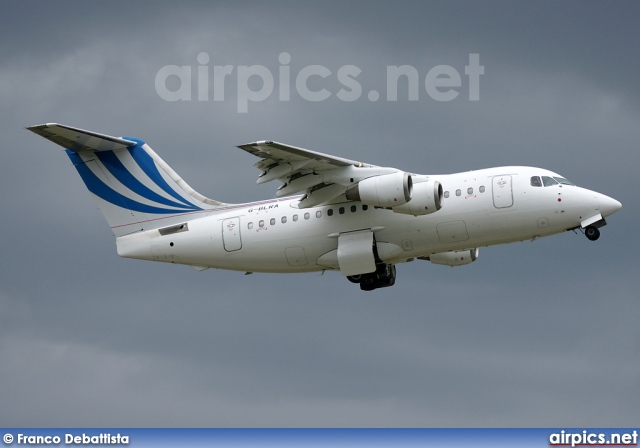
left=27, top=123, right=622, bottom=291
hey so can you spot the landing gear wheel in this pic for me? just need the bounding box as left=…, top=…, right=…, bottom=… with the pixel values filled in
left=360, top=282, right=376, bottom=291
left=347, top=275, right=362, bottom=284
left=585, top=226, right=600, bottom=241
left=357, top=264, right=397, bottom=291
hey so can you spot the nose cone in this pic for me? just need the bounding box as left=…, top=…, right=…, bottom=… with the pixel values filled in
left=600, top=194, right=622, bottom=217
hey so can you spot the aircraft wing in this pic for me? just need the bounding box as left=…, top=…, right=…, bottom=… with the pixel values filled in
left=238, top=140, right=369, bottom=169
left=238, top=140, right=392, bottom=208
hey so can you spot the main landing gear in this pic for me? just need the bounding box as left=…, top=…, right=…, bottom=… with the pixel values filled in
left=347, top=263, right=397, bottom=291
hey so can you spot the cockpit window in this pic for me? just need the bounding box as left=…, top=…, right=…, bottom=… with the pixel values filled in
left=553, top=177, right=575, bottom=186
left=534, top=175, right=576, bottom=187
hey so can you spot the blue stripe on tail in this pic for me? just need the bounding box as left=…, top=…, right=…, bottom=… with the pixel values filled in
left=67, top=150, right=203, bottom=215
left=95, top=150, right=198, bottom=210
left=123, top=137, right=201, bottom=209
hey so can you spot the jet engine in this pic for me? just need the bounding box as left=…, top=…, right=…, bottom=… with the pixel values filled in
left=392, top=180, right=443, bottom=216
left=427, top=248, right=478, bottom=267
left=345, top=172, right=412, bottom=207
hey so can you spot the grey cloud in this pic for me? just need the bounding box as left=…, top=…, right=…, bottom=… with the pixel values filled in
left=1, top=0, right=638, bottom=427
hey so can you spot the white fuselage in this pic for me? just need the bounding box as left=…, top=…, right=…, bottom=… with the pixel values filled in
left=116, top=166, right=620, bottom=274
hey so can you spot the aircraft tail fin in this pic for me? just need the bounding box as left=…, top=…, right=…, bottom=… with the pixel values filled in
left=27, top=123, right=226, bottom=237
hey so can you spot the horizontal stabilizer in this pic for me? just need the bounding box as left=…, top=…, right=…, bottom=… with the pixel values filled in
left=27, top=123, right=136, bottom=152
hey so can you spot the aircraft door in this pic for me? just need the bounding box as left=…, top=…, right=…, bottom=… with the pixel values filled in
left=222, top=217, right=242, bottom=252
left=492, top=175, right=514, bottom=208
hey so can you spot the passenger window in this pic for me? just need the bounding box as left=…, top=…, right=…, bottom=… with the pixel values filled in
left=293, top=214, right=298, bottom=222
left=316, top=211, right=322, bottom=218
left=339, top=207, right=345, bottom=214
left=456, top=189, right=461, bottom=197
left=270, top=218, right=275, bottom=226
left=479, top=186, right=485, bottom=193
left=467, top=187, right=473, bottom=195
left=542, top=176, right=558, bottom=187
left=362, top=205, right=368, bottom=211
left=444, top=191, right=450, bottom=198
left=247, top=222, right=253, bottom=230
left=328, top=208, right=333, bottom=216
left=259, top=220, right=264, bottom=227
left=281, top=216, right=287, bottom=224
left=530, top=176, right=542, bottom=187
left=304, top=212, right=310, bottom=220
left=351, top=205, right=357, bottom=212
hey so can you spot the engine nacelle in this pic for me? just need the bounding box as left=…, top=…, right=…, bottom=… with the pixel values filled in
left=428, top=248, right=478, bottom=267
left=392, top=180, right=443, bottom=216
left=345, top=172, right=412, bottom=207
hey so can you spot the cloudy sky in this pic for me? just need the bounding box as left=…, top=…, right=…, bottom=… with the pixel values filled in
left=1, top=0, right=638, bottom=426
